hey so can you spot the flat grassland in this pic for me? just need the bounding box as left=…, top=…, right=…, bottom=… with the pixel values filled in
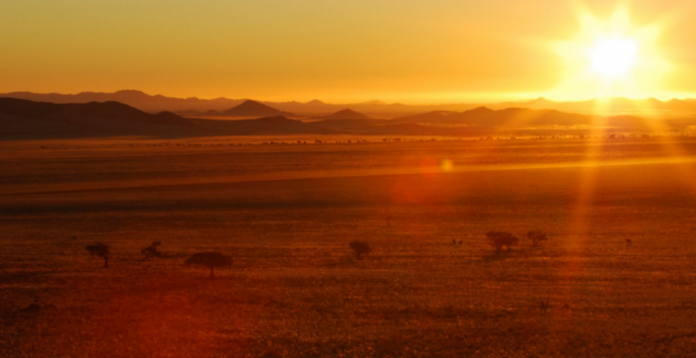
left=2, top=137, right=696, bottom=357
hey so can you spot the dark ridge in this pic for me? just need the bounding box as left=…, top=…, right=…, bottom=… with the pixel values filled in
left=0, top=97, right=669, bottom=139
left=4, top=90, right=696, bottom=117
left=222, top=100, right=294, bottom=117
left=0, top=98, right=195, bottom=126
left=392, top=106, right=626, bottom=127
left=322, top=109, right=369, bottom=120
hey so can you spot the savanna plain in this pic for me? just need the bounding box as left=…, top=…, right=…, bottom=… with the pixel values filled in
left=2, top=136, right=696, bottom=358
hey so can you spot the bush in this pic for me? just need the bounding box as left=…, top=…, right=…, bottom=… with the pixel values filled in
left=349, top=240, right=371, bottom=259
left=86, top=242, right=110, bottom=268
left=485, top=231, right=518, bottom=252
left=184, top=252, right=232, bottom=278
left=527, top=231, right=548, bottom=247
left=141, top=241, right=163, bottom=259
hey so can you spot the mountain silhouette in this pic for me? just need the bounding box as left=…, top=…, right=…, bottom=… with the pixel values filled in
left=208, top=116, right=311, bottom=135
left=322, top=109, right=369, bottom=120
left=393, top=107, right=648, bottom=127
left=394, top=107, right=496, bottom=125
left=0, top=98, right=678, bottom=140
left=0, top=98, right=197, bottom=126
left=222, top=100, right=294, bottom=117
left=3, top=90, right=696, bottom=118
left=0, top=98, right=204, bottom=139
left=0, top=90, right=244, bottom=114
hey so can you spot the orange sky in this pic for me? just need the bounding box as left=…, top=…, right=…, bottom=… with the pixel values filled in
left=2, top=0, right=696, bottom=103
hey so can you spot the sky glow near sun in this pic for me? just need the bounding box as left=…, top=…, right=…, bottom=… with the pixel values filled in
left=549, top=5, right=671, bottom=100
left=1, top=1, right=695, bottom=103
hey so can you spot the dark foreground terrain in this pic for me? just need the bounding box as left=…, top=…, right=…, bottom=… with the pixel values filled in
left=2, top=137, right=696, bottom=357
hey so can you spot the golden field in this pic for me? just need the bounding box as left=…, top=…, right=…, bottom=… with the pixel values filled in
left=2, top=136, right=696, bottom=357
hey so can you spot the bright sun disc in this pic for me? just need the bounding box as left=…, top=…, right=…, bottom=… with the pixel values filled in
left=550, top=6, right=672, bottom=100
left=590, top=38, right=638, bottom=77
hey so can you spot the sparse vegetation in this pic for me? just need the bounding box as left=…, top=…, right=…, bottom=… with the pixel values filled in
left=349, top=240, right=371, bottom=259
left=485, top=231, right=518, bottom=252
left=184, top=251, right=232, bottom=278
left=4, top=137, right=696, bottom=357
left=527, top=230, right=548, bottom=247
left=85, top=242, right=110, bottom=268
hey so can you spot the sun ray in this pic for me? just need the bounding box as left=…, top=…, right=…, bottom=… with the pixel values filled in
left=626, top=99, right=696, bottom=198
left=543, top=95, right=613, bottom=345
left=548, top=5, right=671, bottom=100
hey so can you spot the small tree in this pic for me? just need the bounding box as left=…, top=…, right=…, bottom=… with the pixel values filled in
left=86, top=242, right=110, bottom=268
left=349, top=240, right=371, bottom=259
left=527, top=231, right=548, bottom=247
left=184, top=252, right=232, bottom=278
left=485, top=231, right=518, bottom=252
left=141, top=241, right=163, bottom=259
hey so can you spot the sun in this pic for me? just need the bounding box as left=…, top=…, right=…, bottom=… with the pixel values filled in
left=590, top=37, right=638, bottom=77
left=548, top=6, right=670, bottom=100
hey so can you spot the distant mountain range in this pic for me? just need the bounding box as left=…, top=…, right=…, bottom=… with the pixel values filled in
left=221, top=100, right=294, bottom=117
left=322, top=109, right=370, bottom=120
left=2, top=97, right=691, bottom=140
left=0, top=98, right=208, bottom=139
left=392, top=107, right=650, bottom=127
left=2, top=90, right=696, bottom=118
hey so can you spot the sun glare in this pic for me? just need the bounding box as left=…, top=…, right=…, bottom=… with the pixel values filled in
left=590, top=37, right=638, bottom=77
left=548, top=6, right=670, bottom=100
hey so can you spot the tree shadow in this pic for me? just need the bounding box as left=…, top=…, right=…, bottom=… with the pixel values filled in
left=478, top=248, right=526, bottom=263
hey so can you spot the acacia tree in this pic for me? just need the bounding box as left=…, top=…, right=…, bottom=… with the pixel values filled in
left=527, top=231, right=548, bottom=247
left=485, top=231, right=518, bottom=252
left=86, top=242, right=110, bottom=268
left=349, top=240, right=371, bottom=259
left=184, top=252, right=232, bottom=278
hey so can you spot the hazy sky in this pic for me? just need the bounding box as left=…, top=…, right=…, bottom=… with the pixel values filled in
left=2, top=0, right=696, bottom=103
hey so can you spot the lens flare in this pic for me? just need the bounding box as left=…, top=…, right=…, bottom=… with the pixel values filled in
left=441, top=159, right=454, bottom=172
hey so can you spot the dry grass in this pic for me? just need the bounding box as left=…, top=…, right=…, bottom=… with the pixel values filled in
left=2, top=137, right=696, bottom=357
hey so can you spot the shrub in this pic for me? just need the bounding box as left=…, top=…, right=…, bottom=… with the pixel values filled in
left=485, top=231, right=518, bottom=252
left=184, top=252, right=232, bottom=278
left=349, top=240, right=371, bottom=259
left=86, top=242, right=110, bottom=268
left=527, top=231, right=548, bottom=247
left=141, top=241, right=163, bottom=259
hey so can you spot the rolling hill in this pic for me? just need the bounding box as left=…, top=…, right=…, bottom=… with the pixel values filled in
left=0, top=98, right=205, bottom=139
left=4, top=90, right=696, bottom=118
left=393, top=107, right=650, bottom=127
left=0, top=98, right=680, bottom=139
left=322, top=109, right=369, bottom=120
left=221, top=100, right=294, bottom=117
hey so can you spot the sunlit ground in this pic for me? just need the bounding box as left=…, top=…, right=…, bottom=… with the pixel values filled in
left=2, top=136, right=696, bottom=357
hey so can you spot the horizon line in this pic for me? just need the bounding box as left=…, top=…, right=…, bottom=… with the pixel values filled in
left=2, top=89, right=696, bottom=106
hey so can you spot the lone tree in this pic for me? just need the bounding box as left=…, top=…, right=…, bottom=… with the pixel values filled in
left=184, top=252, right=232, bottom=278
left=141, top=241, right=163, bottom=259
left=86, top=242, right=110, bottom=268
left=486, top=231, right=519, bottom=252
left=349, top=240, right=371, bottom=259
left=527, top=231, right=548, bottom=247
